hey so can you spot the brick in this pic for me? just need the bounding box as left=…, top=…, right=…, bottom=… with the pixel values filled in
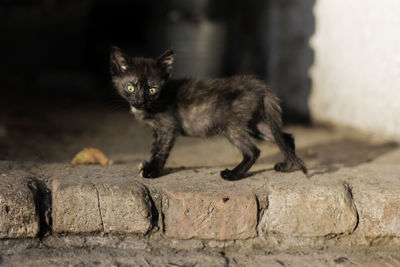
left=52, top=180, right=102, bottom=233
left=0, top=177, right=39, bottom=238
left=353, top=185, right=400, bottom=239
left=51, top=179, right=152, bottom=234
left=162, top=189, right=257, bottom=240
left=261, top=183, right=358, bottom=237
left=97, top=181, right=152, bottom=234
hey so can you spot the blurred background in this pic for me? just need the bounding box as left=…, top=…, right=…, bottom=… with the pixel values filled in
left=1, top=0, right=400, bottom=138
left=0, top=0, right=313, bottom=123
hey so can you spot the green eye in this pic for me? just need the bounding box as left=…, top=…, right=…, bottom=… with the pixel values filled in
left=148, top=87, right=157, bottom=95
left=126, top=84, right=135, bottom=93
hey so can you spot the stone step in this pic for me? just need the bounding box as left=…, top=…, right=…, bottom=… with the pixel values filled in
left=2, top=161, right=399, bottom=249
left=0, top=176, right=39, bottom=238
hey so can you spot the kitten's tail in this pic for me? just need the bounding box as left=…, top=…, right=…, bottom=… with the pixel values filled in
left=263, top=92, right=308, bottom=175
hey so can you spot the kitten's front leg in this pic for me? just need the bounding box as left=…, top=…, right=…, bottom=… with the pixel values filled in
left=140, top=129, right=176, bottom=178
left=221, top=129, right=260, bottom=180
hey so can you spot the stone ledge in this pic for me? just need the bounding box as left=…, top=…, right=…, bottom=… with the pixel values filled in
left=162, top=189, right=258, bottom=240
left=52, top=181, right=102, bottom=233
left=0, top=177, right=39, bottom=238
left=97, top=182, right=152, bottom=234
left=260, top=182, right=358, bottom=238
left=356, top=186, right=400, bottom=239
left=51, top=179, right=152, bottom=234
left=347, top=164, right=400, bottom=242
left=4, top=161, right=400, bottom=248
left=49, top=165, right=400, bottom=245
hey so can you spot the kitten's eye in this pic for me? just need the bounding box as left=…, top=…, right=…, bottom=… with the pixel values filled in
left=126, top=84, right=135, bottom=93
left=148, top=87, right=157, bottom=95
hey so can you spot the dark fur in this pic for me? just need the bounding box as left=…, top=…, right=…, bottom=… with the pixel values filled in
left=110, top=47, right=307, bottom=180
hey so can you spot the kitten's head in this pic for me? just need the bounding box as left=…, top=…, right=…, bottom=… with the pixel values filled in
left=110, top=46, right=174, bottom=109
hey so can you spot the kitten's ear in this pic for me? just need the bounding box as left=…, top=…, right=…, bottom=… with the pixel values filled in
left=156, top=49, right=174, bottom=78
left=110, top=46, right=128, bottom=75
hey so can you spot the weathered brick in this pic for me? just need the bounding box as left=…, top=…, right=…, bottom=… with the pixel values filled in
left=261, top=183, right=358, bottom=237
left=52, top=179, right=152, bottom=234
left=340, top=164, right=400, bottom=241
left=0, top=177, right=39, bottom=238
left=162, top=189, right=257, bottom=240
left=353, top=185, right=400, bottom=239
left=52, top=180, right=102, bottom=233
left=97, top=181, right=152, bottom=234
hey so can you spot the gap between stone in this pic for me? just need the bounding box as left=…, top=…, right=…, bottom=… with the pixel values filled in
left=93, top=184, right=105, bottom=232
left=343, top=182, right=360, bottom=234
left=27, top=177, right=52, bottom=239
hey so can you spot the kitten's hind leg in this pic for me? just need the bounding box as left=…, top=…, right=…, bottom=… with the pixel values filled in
left=273, top=132, right=300, bottom=172
left=256, top=122, right=307, bottom=175
left=221, top=129, right=260, bottom=181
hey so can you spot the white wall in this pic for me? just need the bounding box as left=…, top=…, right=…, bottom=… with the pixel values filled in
left=310, top=0, right=400, bottom=139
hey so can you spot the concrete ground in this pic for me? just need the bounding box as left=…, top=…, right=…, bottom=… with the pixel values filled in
left=1, top=241, right=400, bottom=267
left=1, top=102, right=400, bottom=265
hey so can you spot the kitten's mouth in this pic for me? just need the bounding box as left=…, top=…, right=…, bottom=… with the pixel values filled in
left=130, top=103, right=145, bottom=110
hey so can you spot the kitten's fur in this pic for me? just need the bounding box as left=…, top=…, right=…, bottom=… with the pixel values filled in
left=110, top=47, right=307, bottom=180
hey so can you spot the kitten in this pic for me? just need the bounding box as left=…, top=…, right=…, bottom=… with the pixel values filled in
left=110, top=47, right=307, bottom=180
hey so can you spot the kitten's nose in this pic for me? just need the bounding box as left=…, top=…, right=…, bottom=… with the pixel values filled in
left=132, top=100, right=145, bottom=108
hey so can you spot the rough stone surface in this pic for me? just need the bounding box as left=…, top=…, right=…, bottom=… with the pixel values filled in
left=2, top=247, right=228, bottom=267
left=162, top=189, right=257, bottom=240
left=52, top=179, right=152, bottom=234
left=52, top=180, right=102, bottom=233
left=97, top=181, right=152, bottom=234
left=227, top=250, right=400, bottom=267
left=0, top=176, right=39, bottom=238
left=1, top=242, right=400, bottom=267
left=349, top=164, right=400, bottom=241
left=357, top=188, right=400, bottom=239
left=261, top=182, right=358, bottom=237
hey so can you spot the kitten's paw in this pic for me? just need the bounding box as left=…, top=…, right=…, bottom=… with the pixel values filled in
left=274, top=162, right=295, bottom=172
left=139, top=161, right=160, bottom=178
left=220, top=169, right=241, bottom=181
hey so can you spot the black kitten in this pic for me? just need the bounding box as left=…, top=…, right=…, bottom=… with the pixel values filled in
left=110, top=47, right=307, bottom=180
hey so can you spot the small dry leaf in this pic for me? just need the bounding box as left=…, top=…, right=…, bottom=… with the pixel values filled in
left=71, top=147, right=113, bottom=166
left=306, top=149, right=317, bottom=158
